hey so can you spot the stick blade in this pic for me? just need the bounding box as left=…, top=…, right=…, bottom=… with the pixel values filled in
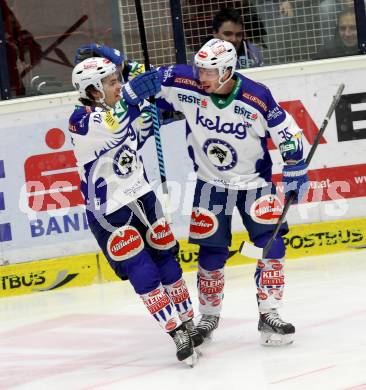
left=240, top=241, right=263, bottom=259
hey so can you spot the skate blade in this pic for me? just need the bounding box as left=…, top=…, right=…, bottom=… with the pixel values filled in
left=194, top=345, right=203, bottom=356
left=202, top=330, right=216, bottom=343
left=260, top=331, right=294, bottom=347
left=183, top=350, right=199, bottom=367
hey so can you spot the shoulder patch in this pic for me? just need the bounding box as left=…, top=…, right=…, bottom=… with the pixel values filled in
left=242, top=92, right=268, bottom=112
left=174, top=77, right=201, bottom=89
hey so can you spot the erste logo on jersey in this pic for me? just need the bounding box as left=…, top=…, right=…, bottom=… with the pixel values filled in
left=146, top=218, right=176, bottom=250
left=203, top=138, right=237, bottom=171
left=234, top=105, right=258, bottom=121
left=178, top=93, right=207, bottom=108
left=107, top=226, right=144, bottom=261
left=190, top=207, right=218, bottom=239
left=250, top=194, right=283, bottom=224
left=113, top=145, right=137, bottom=177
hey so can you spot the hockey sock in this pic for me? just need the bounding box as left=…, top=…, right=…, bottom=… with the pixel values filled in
left=255, top=257, right=285, bottom=312
left=198, top=265, right=225, bottom=315
left=164, top=278, right=194, bottom=323
left=140, top=284, right=182, bottom=332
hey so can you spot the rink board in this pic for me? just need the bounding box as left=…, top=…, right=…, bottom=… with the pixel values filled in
left=1, top=217, right=365, bottom=297
left=0, top=254, right=99, bottom=297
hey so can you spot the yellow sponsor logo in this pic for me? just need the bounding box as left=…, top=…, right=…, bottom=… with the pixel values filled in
left=175, top=218, right=366, bottom=272
left=103, top=111, right=119, bottom=132
left=0, top=253, right=98, bottom=297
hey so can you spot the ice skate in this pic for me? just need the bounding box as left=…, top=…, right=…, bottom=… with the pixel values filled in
left=196, top=314, right=220, bottom=340
left=258, top=309, right=295, bottom=346
left=184, top=319, right=204, bottom=352
left=169, top=324, right=198, bottom=367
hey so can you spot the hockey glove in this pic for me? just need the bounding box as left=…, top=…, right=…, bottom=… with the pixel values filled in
left=282, top=159, right=309, bottom=203
left=74, top=44, right=124, bottom=65
left=122, top=69, right=161, bottom=106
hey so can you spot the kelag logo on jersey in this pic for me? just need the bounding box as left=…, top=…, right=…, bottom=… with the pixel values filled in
left=203, top=138, right=237, bottom=170
left=178, top=93, right=207, bottom=108
left=196, top=108, right=247, bottom=139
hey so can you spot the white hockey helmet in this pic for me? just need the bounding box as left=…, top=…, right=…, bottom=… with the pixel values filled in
left=72, top=57, right=117, bottom=101
left=194, top=38, right=237, bottom=84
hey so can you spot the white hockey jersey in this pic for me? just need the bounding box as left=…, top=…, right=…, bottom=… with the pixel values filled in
left=68, top=100, right=152, bottom=221
left=157, top=65, right=303, bottom=190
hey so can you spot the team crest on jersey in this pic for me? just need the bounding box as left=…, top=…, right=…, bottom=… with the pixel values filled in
left=190, top=207, right=218, bottom=239
left=113, top=145, right=137, bottom=177
left=250, top=194, right=283, bottom=224
left=203, top=138, right=238, bottom=171
left=146, top=218, right=176, bottom=250
left=107, top=226, right=144, bottom=261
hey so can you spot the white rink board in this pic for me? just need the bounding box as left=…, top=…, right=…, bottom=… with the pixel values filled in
left=0, top=56, right=366, bottom=264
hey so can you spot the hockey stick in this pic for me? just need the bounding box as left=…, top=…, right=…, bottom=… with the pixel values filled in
left=240, top=83, right=345, bottom=259
left=134, top=0, right=172, bottom=223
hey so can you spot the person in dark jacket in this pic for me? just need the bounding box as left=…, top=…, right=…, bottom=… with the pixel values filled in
left=313, top=7, right=359, bottom=59
left=211, top=7, right=264, bottom=68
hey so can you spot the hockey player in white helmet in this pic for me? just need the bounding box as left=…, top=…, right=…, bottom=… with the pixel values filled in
left=193, top=38, right=237, bottom=93
left=69, top=57, right=203, bottom=365
left=153, top=38, right=309, bottom=346
left=72, top=39, right=309, bottom=347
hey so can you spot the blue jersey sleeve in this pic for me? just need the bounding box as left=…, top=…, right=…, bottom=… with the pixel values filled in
left=69, top=106, right=94, bottom=135
left=263, top=88, right=304, bottom=162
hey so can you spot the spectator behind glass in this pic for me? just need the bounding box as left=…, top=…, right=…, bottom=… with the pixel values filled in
left=210, top=7, right=264, bottom=68
left=0, top=1, right=42, bottom=97
left=253, top=0, right=322, bottom=64
left=314, top=7, right=359, bottom=59
left=319, top=0, right=358, bottom=43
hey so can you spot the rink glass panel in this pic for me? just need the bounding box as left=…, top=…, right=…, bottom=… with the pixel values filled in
left=0, top=0, right=364, bottom=99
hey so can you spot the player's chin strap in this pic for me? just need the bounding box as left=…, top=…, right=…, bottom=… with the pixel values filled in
left=96, top=91, right=114, bottom=111
left=214, top=67, right=235, bottom=93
